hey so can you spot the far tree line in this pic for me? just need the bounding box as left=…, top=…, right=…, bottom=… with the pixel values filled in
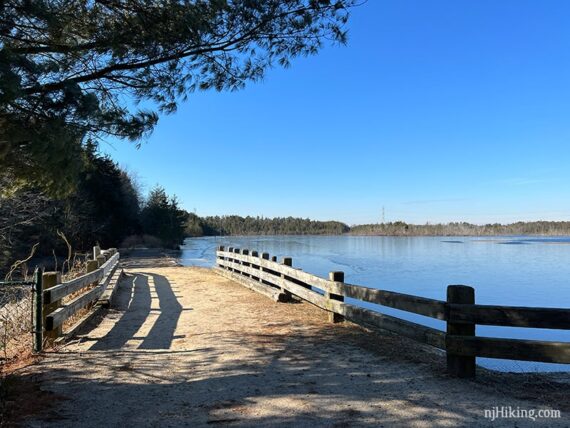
left=348, top=221, right=570, bottom=236
left=187, top=217, right=570, bottom=238
left=187, top=215, right=350, bottom=237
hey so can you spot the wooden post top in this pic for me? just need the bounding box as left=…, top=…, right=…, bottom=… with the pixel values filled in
left=282, top=257, right=292, bottom=266
left=86, top=260, right=99, bottom=273
left=261, top=252, right=269, bottom=260
left=329, top=271, right=344, bottom=282
left=447, top=285, right=475, bottom=303
left=96, top=255, right=106, bottom=267
left=42, top=272, right=61, bottom=288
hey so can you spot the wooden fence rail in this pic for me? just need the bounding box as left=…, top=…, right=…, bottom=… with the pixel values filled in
left=215, top=246, right=570, bottom=378
left=35, top=246, right=122, bottom=349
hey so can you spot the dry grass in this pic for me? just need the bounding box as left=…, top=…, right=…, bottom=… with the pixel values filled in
left=0, top=283, right=33, bottom=363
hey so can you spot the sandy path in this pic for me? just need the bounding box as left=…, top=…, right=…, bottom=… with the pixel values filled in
left=20, top=266, right=568, bottom=427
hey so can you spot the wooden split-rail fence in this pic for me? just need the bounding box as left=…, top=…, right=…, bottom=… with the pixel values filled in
left=215, top=246, right=570, bottom=378
left=33, top=246, right=122, bottom=351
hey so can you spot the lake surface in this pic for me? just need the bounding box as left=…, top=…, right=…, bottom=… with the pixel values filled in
left=180, top=235, right=570, bottom=373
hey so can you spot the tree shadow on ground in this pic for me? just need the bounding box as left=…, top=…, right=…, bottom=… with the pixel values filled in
left=90, top=273, right=186, bottom=351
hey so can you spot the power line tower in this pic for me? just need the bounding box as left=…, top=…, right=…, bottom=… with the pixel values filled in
left=381, top=206, right=385, bottom=224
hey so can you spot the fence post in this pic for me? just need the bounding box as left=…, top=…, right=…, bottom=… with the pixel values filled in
left=86, top=259, right=98, bottom=274
left=446, top=285, right=476, bottom=378
left=261, top=252, right=269, bottom=284
left=281, top=257, right=293, bottom=300
left=251, top=251, right=259, bottom=281
left=96, top=255, right=106, bottom=268
left=227, top=247, right=234, bottom=271
left=241, top=249, right=250, bottom=277
left=217, top=245, right=225, bottom=268
left=233, top=248, right=240, bottom=273
left=84, top=259, right=99, bottom=298
left=42, top=271, right=62, bottom=342
left=327, top=272, right=345, bottom=323
left=93, top=245, right=101, bottom=259
left=33, top=267, right=43, bottom=352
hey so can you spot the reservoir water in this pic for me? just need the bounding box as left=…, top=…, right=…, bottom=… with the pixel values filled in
left=180, top=235, right=570, bottom=373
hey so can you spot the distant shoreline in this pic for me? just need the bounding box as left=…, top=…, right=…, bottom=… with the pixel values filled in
left=192, top=217, right=570, bottom=238
left=186, top=233, right=570, bottom=238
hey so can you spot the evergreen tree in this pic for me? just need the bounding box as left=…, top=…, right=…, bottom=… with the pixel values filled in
left=197, top=215, right=349, bottom=236
left=141, top=186, right=187, bottom=248
left=0, top=146, right=142, bottom=273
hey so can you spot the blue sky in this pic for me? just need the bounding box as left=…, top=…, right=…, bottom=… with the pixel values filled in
left=101, top=0, right=570, bottom=225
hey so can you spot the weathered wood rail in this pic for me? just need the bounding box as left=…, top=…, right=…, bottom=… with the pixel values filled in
left=215, top=246, right=570, bottom=378
left=34, top=246, right=122, bottom=350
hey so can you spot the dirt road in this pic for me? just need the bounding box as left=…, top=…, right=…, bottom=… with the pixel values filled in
left=18, top=265, right=569, bottom=427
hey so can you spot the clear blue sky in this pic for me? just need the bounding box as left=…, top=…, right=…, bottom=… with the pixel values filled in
left=102, top=0, right=570, bottom=225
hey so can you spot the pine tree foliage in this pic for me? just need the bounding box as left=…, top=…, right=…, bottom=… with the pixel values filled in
left=194, top=215, right=350, bottom=236
left=0, top=0, right=354, bottom=193
left=141, top=185, right=187, bottom=248
left=0, top=145, right=142, bottom=272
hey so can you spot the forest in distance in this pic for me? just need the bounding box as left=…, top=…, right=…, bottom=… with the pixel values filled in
left=188, top=215, right=570, bottom=238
